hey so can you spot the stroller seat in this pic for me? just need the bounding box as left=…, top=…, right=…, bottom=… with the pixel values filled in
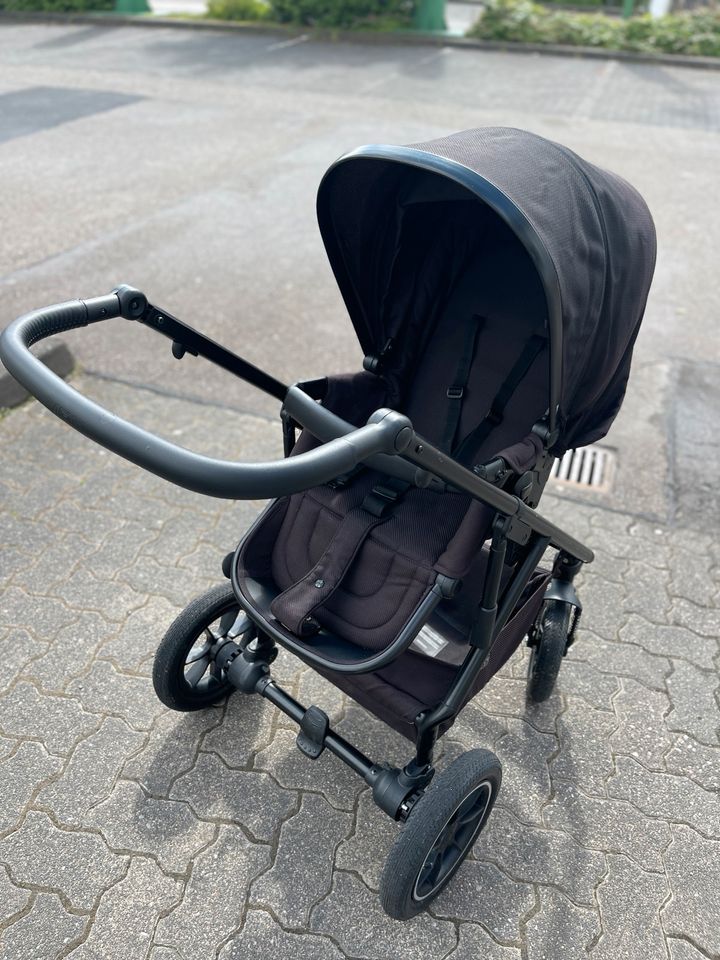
left=234, top=206, right=552, bottom=737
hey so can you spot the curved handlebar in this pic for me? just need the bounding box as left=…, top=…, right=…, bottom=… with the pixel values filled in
left=0, top=292, right=414, bottom=500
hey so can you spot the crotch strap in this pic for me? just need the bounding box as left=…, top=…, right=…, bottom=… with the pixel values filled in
left=270, top=479, right=409, bottom=637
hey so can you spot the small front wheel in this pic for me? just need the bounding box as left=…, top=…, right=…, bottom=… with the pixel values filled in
left=153, top=583, right=251, bottom=712
left=526, top=599, right=573, bottom=703
left=379, top=749, right=502, bottom=920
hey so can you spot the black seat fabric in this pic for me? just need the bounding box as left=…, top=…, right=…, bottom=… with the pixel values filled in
left=235, top=200, right=553, bottom=735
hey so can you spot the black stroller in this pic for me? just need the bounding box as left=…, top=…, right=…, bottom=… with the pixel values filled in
left=0, top=128, right=656, bottom=919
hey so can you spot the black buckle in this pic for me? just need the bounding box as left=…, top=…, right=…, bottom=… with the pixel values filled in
left=447, top=386, right=464, bottom=399
left=373, top=483, right=401, bottom=503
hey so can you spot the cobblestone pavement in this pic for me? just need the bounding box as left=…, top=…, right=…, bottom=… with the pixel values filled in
left=1, top=375, right=718, bottom=960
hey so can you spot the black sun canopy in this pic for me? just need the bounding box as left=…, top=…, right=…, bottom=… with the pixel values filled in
left=317, top=127, right=656, bottom=453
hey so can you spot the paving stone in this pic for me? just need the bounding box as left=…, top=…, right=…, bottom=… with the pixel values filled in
left=478, top=807, right=606, bottom=906
left=666, top=660, right=719, bottom=745
left=447, top=923, right=521, bottom=960
left=576, top=576, right=626, bottom=640
left=98, top=595, right=180, bottom=675
left=0, top=740, right=64, bottom=833
left=122, top=707, right=224, bottom=797
left=619, top=616, right=717, bottom=671
left=0, top=811, right=128, bottom=911
left=607, top=757, right=720, bottom=838
left=446, top=701, right=511, bottom=750
left=36, top=716, right=144, bottom=827
left=89, top=521, right=161, bottom=581
left=155, top=824, right=269, bottom=960
left=610, top=679, right=675, bottom=769
left=118, top=555, right=215, bottom=610
left=334, top=787, right=400, bottom=890
left=219, top=910, right=344, bottom=960
left=556, top=659, right=619, bottom=712
left=471, top=674, right=560, bottom=734
left=665, top=735, right=720, bottom=792
left=0, top=586, right=78, bottom=636
left=0, top=862, right=30, bottom=923
left=0, top=628, right=46, bottom=694
left=67, top=857, right=181, bottom=960
left=661, top=824, right=720, bottom=957
left=37, top=498, right=126, bottom=546
left=551, top=698, right=618, bottom=797
left=667, top=940, right=714, bottom=960
left=254, top=729, right=363, bottom=812
left=251, top=793, right=352, bottom=927
left=670, top=599, right=720, bottom=639
left=525, top=887, right=600, bottom=960
left=0, top=892, right=86, bottom=959
left=149, top=950, right=184, bottom=960
left=543, top=779, right=671, bottom=872
left=53, top=568, right=148, bottom=624
left=311, top=871, right=456, bottom=960
left=170, top=751, right=295, bottom=843
left=591, top=855, right=669, bottom=960
left=567, top=634, right=671, bottom=692
left=87, top=780, right=216, bottom=873
left=433, top=859, right=535, bottom=942
left=202, top=693, right=275, bottom=769
left=27, top=612, right=111, bottom=693
left=68, top=661, right=166, bottom=731
left=622, top=560, right=671, bottom=622
left=668, top=547, right=715, bottom=608
left=0, top=681, right=99, bottom=756
left=10, top=533, right=94, bottom=596
left=493, top=719, right=557, bottom=825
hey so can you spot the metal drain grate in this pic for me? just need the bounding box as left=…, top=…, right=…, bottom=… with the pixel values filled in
left=550, top=445, right=615, bottom=492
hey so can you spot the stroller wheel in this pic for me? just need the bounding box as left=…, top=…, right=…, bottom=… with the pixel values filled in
left=526, top=599, right=572, bottom=703
left=379, top=749, right=501, bottom=920
left=153, top=583, right=250, bottom=712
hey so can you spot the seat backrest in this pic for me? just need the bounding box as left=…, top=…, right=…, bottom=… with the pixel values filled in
left=402, top=215, right=549, bottom=465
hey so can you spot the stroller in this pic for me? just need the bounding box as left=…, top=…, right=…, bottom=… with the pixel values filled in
left=0, top=128, right=655, bottom=919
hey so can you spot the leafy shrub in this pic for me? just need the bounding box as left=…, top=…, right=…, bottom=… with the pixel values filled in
left=469, top=0, right=720, bottom=56
left=0, top=0, right=112, bottom=10
left=267, top=0, right=414, bottom=29
left=206, top=0, right=268, bottom=19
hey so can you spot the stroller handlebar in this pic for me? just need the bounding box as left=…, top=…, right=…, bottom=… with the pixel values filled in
left=0, top=293, right=414, bottom=501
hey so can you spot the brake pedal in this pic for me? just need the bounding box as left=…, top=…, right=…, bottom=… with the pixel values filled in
left=296, top=705, right=329, bottom=759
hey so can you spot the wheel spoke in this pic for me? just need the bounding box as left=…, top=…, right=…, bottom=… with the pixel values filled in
left=185, top=655, right=211, bottom=686
left=186, top=640, right=212, bottom=664
left=219, top=608, right=240, bottom=635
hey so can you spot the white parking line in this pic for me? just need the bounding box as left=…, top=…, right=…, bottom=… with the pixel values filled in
left=266, top=34, right=310, bottom=52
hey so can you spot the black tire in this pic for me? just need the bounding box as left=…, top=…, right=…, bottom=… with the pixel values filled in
left=153, top=583, right=248, bottom=712
left=526, top=600, right=572, bottom=704
left=379, top=749, right=502, bottom=920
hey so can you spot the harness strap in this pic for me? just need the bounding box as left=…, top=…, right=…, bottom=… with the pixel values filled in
left=440, top=314, right=485, bottom=454
left=454, top=334, right=547, bottom=465
left=270, top=477, right=410, bottom=637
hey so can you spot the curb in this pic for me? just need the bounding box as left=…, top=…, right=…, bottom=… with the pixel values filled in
left=0, top=340, right=75, bottom=410
left=1, top=11, right=719, bottom=71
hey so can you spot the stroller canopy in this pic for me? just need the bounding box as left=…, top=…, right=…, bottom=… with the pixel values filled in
left=317, top=127, right=656, bottom=452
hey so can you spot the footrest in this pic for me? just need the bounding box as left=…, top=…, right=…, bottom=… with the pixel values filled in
left=296, top=705, right=330, bottom=759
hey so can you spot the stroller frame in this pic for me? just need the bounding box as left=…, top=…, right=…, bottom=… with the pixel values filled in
left=0, top=283, right=591, bottom=823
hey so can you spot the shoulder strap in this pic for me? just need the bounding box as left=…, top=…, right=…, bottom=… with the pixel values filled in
left=454, top=334, right=547, bottom=465
left=440, top=314, right=485, bottom=453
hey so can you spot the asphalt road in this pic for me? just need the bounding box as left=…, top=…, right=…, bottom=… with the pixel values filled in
left=1, top=23, right=719, bottom=520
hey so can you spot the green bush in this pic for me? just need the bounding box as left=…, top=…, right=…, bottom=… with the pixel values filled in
left=468, top=0, right=720, bottom=56
left=206, top=0, right=268, bottom=19
left=0, top=0, right=112, bottom=10
left=267, top=0, right=414, bottom=29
